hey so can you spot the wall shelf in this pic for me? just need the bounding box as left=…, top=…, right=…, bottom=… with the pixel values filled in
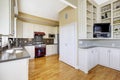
left=113, top=8, right=120, bottom=12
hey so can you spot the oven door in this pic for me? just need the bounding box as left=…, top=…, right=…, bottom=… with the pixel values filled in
left=35, top=46, right=46, bottom=58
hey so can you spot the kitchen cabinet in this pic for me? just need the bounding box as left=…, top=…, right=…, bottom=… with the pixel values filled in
left=79, top=47, right=120, bottom=73
left=0, top=0, right=14, bottom=35
left=16, top=19, right=23, bottom=38
left=23, top=22, right=34, bottom=38
left=78, top=0, right=98, bottom=39
left=99, top=47, right=110, bottom=67
left=25, top=46, right=35, bottom=59
left=59, top=22, right=77, bottom=68
left=16, top=21, right=58, bottom=38
left=33, top=24, right=43, bottom=32
left=79, top=49, right=88, bottom=73
left=0, top=59, right=29, bottom=80
left=99, top=47, right=120, bottom=70
left=79, top=48, right=98, bottom=73
left=46, top=45, right=57, bottom=56
left=109, top=49, right=120, bottom=70
left=88, top=48, right=98, bottom=70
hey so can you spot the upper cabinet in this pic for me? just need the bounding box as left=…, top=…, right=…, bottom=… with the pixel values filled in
left=78, top=0, right=120, bottom=39
left=16, top=19, right=23, bottom=38
left=78, top=0, right=98, bottom=39
left=0, top=0, right=15, bottom=35
left=101, top=4, right=111, bottom=23
left=16, top=20, right=58, bottom=38
left=113, top=0, right=120, bottom=38
left=100, top=0, right=120, bottom=39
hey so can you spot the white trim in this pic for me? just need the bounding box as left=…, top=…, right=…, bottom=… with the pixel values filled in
left=60, top=0, right=77, bottom=9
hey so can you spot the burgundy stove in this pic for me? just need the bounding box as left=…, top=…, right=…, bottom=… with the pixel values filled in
left=35, top=44, right=46, bottom=58
left=34, top=32, right=46, bottom=58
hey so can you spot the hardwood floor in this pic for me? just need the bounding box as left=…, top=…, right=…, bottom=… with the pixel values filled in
left=29, top=55, right=120, bottom=80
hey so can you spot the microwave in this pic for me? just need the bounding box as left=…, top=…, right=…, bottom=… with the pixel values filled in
left=49, top=34, right=55, bottom=38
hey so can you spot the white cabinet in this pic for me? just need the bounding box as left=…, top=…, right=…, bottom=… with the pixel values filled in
left=52, top=45, right=58, bottom=54
left=25, top=46, right=35, bottom=59
left=109, top=49, right=120, bottom=70
left=99, top=47, right=120, bottom=71
left=79, top=49, right=88, bottom=73
left=23, top=22, right=34, bottom=38
left=79, top=48, right=98, bottom=73
left=46, top=45, right=57, bottom=56
left=79, top=47, right=120, bottom=73
left=0, top=0, right=14, bottom=35
left=59, top=22, right=77, bottom=68
left=33, top=24, right=42, bottom=32
left=99, top=48, right=110, bottom=67
left=78, top=0, right=98, bottom=39
left=0, top=59, right=29, bottom=80
left=88, top=48, right=98, bottom=70
left=16, top=19, right=23, bottom=38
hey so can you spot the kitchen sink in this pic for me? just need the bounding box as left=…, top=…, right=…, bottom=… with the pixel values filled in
left=13, top=47, right=23, bottom=50
left=6, top=48, right=23, bottom=54
left=15, top=50, right=23, bottom=53
left=6, top=49, right=14, bottom=53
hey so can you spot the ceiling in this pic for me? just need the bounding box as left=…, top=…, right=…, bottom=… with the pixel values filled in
left=18, top=0, right=110, bottom=21
left=94, top=0, right=109, bottom=4
left=18, top=0, right=67, bottom=21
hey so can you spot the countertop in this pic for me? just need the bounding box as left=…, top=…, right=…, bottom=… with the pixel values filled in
left=79, top=39, right=120, bottom=49
left=79, top=45, right=120, bottom=49
left=26, top=43, right=58, bottom=46
left=0, top=47, right=30, bottom=63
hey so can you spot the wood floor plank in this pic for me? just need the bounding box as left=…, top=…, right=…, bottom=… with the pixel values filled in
left=29, top=55, right=120, bottom=80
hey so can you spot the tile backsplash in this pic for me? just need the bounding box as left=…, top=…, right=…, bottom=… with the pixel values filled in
left=79, top=39, right=120, bottom=48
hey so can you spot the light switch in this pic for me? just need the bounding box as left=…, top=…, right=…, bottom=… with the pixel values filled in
left=65, top=13, right=68, bottom=19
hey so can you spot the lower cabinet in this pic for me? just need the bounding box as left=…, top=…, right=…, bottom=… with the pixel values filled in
left=79, top=49, right=88, bottom=73
left=25, top=45, right=58, bottom=58
left=99, top=48, right=110, bottom=67
left=25, top=46, right=35, bottom=59
left=109, top=49, right=120, bottom=70
left=88, top=48, right=98, bottom=70
left=79, top=47, right=120, bottom=73
left=0, top=59, right=29, bottom=80
left=46, top=45, right=58, bottom=56
left=79, top=48, right=98, bottom=73
left=99, top=48, right=120, bottom=71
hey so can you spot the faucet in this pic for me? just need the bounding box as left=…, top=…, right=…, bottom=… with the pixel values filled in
left=8, top=39, right=13, bottom=49
left=8, top=40, right=11, bottom=49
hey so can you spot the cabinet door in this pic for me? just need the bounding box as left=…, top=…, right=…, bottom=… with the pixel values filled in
left=16, top=19, right=23, bottom=38
left=109, top=49, right=120, bottom=70
left=25, top=46, right=35, bottom=59
left=52, top=45, right=58, bottom=54
left=88, top=48, right=98, bottom=70
left=0, top=0, right=10, bottom=35
left=79, top=49, right=88, bottom=73
left=46, top=45, right=52, bottom=56
left=23, top=22, right=34, bottom=38
left=99, top=48, right=110, bottom=67
left=59, top=23, right=77, bottom=68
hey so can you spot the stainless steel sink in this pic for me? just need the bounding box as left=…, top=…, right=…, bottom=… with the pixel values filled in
left=6, top=49, right=14, bottom=53
left=13, top=47, right=23, bottom=50
left=6, top=48, right=23, bottom=54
